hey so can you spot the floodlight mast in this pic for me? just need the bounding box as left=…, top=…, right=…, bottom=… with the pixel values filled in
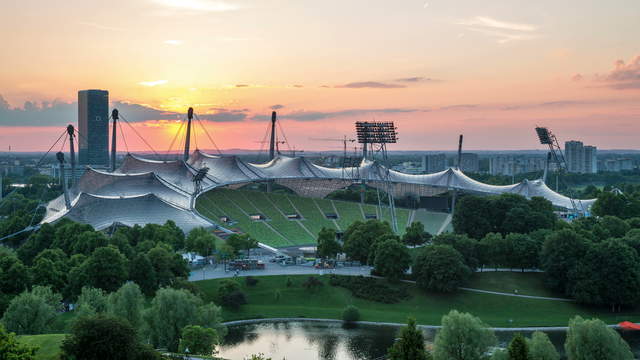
left=184, top=107, right=194, bottom=161
left=66, top=125, right=76, bottom=185
left=534, top=126, right=582, bottom=215
left=110, top=109, right=119, bottom=172
left=354, top=121, right=399, bottom=233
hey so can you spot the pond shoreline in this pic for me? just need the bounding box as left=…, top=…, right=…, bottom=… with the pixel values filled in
left=221, top=317, right=623, bottom=331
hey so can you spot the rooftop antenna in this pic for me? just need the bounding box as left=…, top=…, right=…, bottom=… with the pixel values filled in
left=111, top=109, right=119, bottom=172
left=56, top=151, right=71, bottom=210
left=66, top=124, right=76, bottom=185
left=184, top=107, right=194, bottom=161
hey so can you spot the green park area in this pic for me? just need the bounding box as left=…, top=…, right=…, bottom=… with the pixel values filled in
left=194, top=272, right=640, bottom=328
left=17, top=334, right=65, bottom=360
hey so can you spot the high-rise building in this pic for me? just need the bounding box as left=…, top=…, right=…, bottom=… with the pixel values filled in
left=584, top=146, right=598, bottom=174
left=459, top=153, right=479, bottom=173
left=565, top=140, right=598, bottom=173
left=78, top=89, right=109, bottom=166
left=422, top=153, right=447, bottom=173
left=565, top=141, right=584, bottom=173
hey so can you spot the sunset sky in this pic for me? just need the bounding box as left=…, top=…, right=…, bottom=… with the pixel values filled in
left=1, top=0, right=639, bottom=152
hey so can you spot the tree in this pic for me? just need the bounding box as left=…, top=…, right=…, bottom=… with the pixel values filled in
left=433, top=310, right=496, bottom=360
left=144, top=288, right=202, bottom=352
left=373, top=239, right=411, bottom=281
left=527, top=331, right=559, bottom=360
left=61, top=315, right=139, bottom=360
left=540, top=229, right=589, bottom=294
left=31, top=285, right=63, bottom=312
left=108, top=282, right=145, bottom=330
left=0, top=324, right=38, bottom=360
left=77, top=286, right=108, bottom=313
left=414, top=245, right=470, bottom=293
left=17, top=223, right=56, bottom=265
left=343, top=220, right=394, bottom=264
left=481, top=232, right=507, bottom=269
left=178, top=325, right=218, bottom=356
left=592, top=191, right=627, bottom=218
left=129, top=253, right=157, bottom=295
left=452, top=195, right=493, bottom=239
left=387, top=318, right=431, bottom=360
left=147, top=245, right=179, bottom=288
left=507, top=333, right=528, bottom=360
left=316, top=227, right=341, bottom=260
left=185, top=227, right=216, bottom=258
left=508, top=233, right=540, bottom=271
left=0, top=249, right=30, bottom=295
left=402, top=222, right=430, bottom=247
left=227, top=233, right=258, bottom=257
left=1, top=291, right=56, bottom=335
left=433, top=233, right=479, bottom=270
left=564, top=316, right=633, bottom=360
left=84, top=247, right=128, bottom=292
left=571, top=239, right=640, bottom=310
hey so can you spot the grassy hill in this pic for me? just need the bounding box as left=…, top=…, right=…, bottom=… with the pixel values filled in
left=196, top=189, right=449, bottom=248
left=194, top=273, right=640, bottom=327
left=18, top=334, right=65, bottom=360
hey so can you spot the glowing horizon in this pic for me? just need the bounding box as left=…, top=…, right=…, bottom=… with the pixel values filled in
left=1, top=0, right=639, bottom=152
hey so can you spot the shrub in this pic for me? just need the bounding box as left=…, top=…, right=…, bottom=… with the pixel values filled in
left=245, top=276, right=259, bottom=287
left=342, top=305, right=360, bottom=323
left=274, top=290, right=281, bottom=302
left=329, top=275, right=410, bottom=303
left=221, top=291, right=247, bottom=310
left=302, top=276, right=323, bottom=292
left=285, top=277, right=293, bottom=287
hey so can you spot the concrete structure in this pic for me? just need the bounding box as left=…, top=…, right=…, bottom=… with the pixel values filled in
left=584, top=146, right=598, bottom=173
left=78, top=90, right=109, bottom=166
left=602, top=158, right=634, bottom=172
left=489, top=156, right=547, bottom=176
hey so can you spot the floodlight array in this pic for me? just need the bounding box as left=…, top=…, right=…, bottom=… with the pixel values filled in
left=535, top=127, right=552, bottom=145
left=355, top=121, right=398, bottom=144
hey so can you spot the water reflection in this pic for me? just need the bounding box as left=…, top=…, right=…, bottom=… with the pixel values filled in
left=219, top=321, right=640, bottom=360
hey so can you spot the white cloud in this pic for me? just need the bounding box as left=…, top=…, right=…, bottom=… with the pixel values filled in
left=164, top=40, right=183, bottom=45
left=138, top=80, right=168, bottom=87
left=152, top=0, right=239, bottom=12
left=455, top=16, right=538, bottom=43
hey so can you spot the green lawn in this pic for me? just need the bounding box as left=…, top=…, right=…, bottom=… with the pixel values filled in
left=467, top=272, right=559, bottom=297
left=19, top=334, right=65, bottom=360
left=194, top=274, right=640, bottom=328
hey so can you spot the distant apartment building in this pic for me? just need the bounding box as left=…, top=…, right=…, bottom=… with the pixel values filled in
left=564, top=140, right=597, bottom=173
left=489, top=156, right=548, bottom=176
left=602, top=158, right=634, bottom=172
left=422, top=153, right=447, bottom=173
left=78, top=89, right=109, bottom=166
left=459, top=153, right=479, bottom=173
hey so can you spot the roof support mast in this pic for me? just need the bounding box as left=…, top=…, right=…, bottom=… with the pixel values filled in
left=451, top=134, right=464, bottom=215
left=111, top=109, right=118, bottom=172
left=56, top=152, right=71, bottom=210
left=66, top=125, right=76, bottom=185
left=267, top=111, right=277, bottom=192
left=184, top=107, right=194, bottom=161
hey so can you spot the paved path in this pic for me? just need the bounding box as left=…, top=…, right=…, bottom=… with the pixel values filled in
left=458, top=287, right=573, bottom=301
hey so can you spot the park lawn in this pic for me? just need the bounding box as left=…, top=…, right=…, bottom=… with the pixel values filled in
left=18, top=334, right=65, bottom=360
left=466, top=271, right=559, bottom=298
left=194, top=275, right=640, bottom=328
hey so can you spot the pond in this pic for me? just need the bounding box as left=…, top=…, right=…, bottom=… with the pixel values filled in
left=219, top=320, right=640, bottom=360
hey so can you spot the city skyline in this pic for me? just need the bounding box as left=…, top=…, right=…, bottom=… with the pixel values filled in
left=1, top=0, right=639, bottom=151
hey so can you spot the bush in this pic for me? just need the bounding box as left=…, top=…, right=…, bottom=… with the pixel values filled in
left=342, top=305, right=360, bottom=323
left=245, top=276, right=259, bottom=287
left=302, top=276, right=323, bottom=292
left=221, top=291, right=247, bottom=310
left=329, top=275, right=410, bottom=303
